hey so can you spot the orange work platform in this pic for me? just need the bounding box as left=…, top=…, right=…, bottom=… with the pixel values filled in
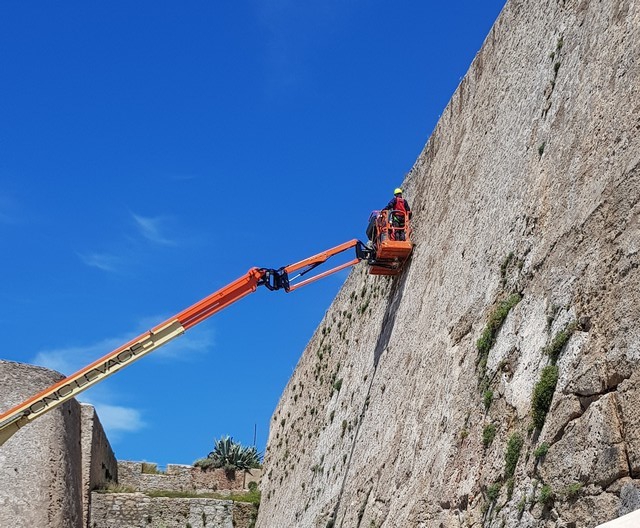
left=368, top=210, right=413, bottom=276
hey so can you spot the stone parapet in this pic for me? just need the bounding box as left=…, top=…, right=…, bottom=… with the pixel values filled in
left=0, top=360, right=84, bottom=528
left=90, top=492, right=258, bottom=528
left=118, top=460, right=261, bottom=493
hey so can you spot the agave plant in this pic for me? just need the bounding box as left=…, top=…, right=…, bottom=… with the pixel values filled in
left=194, top=436, right=262, bottom=471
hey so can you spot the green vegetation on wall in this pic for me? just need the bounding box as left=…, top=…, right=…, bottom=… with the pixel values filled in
left=487, top=482, right=501, bottom=502
left=538, top=484, right=554, bottom=505
left=531, top=365, right=559, bottom=430
left=504, top=433, right=524, bottom=479
left=544, top=322, right=577, bottom=364
left=482, top=424, right=497, bottom=448
left=477, top=293, right=522, bottom=375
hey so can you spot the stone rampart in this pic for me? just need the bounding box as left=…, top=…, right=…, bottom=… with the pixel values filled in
left=0, top=360, right=84, bottom=528
left=118, top=460, right=261, bottom=493
left=81, top=404, right=118, bottom=527
left=0, top=360, right=118, bottom=528
left=90, top=492, right=258, bottom=528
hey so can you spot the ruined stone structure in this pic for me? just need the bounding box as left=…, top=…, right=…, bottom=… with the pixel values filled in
left=0, top=360, right=258, bottom=528
left=0, top=360, right=117, bottom=528
left=257, top=0, right=640, bottom=526
left=81, top=405, right=119, bottom=526
left=90, top=494, right=257, bottom=528
left=88, top=463, right=261, bottom=528
left=117, top=460, right=261, bottom=493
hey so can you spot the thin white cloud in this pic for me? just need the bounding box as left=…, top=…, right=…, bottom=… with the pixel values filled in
left=134, top=314, right=216, bottom=361
left=132, top=213, right=177, bottom=246
left=31, top=319, right=214, bottom=375
left=155, top=327, right=216, bottom=361
left=94, top=403, right=145, bottom=432
left=29, top=318, right=215, bottom=443
left=32, top=336, right=127, bottom=376
left=82, top=399, right=146, bottom=441
left=31, top=337, right=147, bottom=442
left=78, top=252, right=122, bottom=273
left=78, top=213, right=176, bottom=272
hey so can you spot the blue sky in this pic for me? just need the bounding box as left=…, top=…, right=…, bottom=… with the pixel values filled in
left=0, top=1, right=506, bottom=466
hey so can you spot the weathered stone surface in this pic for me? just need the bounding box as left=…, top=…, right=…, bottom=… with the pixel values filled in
left=0, top=360, right=83, bottom=528
left=81, top=404, right=118, bottom=528
left=616, top=372, right=640, bottom=476
left=597, top=509, right=640, bottom=528
left=256, top=0, right=640, bottom=526
left=0, top=361, right=117, bottom=528
left=619, top=481, right=640, bottom=517
left=540, top=394, right=628, bottom=489
left=232, top=501, right=259, bottom=528
left=558, top=492, right=621, bottom=528
left=540, top=393, right=582, bottom=444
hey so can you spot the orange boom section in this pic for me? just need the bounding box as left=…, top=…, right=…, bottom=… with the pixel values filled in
left=0, top=239, right=371, bottom=447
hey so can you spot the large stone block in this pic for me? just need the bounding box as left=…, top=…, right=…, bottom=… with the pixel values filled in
left=540, top=393, right=628, bottom=489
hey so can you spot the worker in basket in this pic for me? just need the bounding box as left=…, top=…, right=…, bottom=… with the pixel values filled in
left=384, top=188, right=412, bottom=240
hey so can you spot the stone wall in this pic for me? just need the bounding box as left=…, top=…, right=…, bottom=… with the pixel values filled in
left=90, top=492, right=258, bottom=528
left=257, top=0, right=640, bottom=526
left=0, top=360, right=84, bottom=528
left=81, top=404, right=117, bottom=527
left=0, top=361, right=119, bottom=528
left=118, top=460, right=261, bottom=493
left=0, top=359, right=259, bottom=528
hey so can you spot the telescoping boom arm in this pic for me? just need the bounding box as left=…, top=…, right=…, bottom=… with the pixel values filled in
left=0, top=239, right=372, bottom=447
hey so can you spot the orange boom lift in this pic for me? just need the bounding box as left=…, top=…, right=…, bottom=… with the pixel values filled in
left=0, top=231, right=412, bottom=447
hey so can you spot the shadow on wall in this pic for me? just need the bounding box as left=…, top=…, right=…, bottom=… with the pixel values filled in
left=327, top=256, right=414, bottom=526
left=373, top=253, right=413, bottom=367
